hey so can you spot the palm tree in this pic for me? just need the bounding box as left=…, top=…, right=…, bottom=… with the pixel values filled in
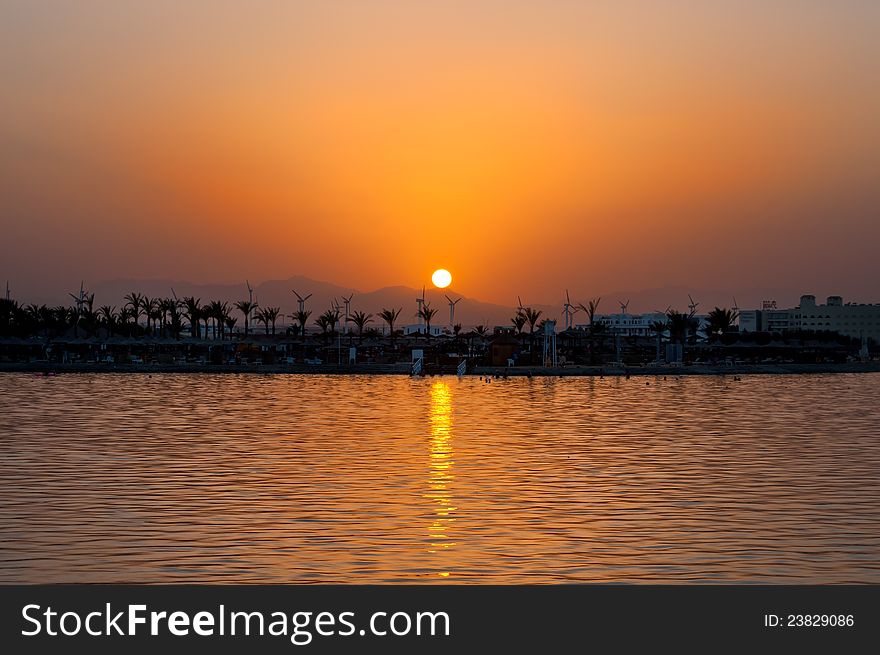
left=158, top=298, right=177, bottom=338
left=147, top=302, right=162, bottom=339
left=118, top=306, right=133, bottom=337
left=124, top=292, right=143, bottom=328
left=511, top=312, right=526, bottom=335
left=219, top=301, right=232, bottom=340
left=98, top=305, right=116, bottom=337
left=137, top=297, right=151, bottom=334
left=315, top=312, right=332, bottom=343
left=704, top=307, right=739, bottom=340
left=578, top=298, right=602, bottom=331
left=263, top=306, right=280, bottom=335
left=254, top=308, right=271, bottom=335
left=347, top=310, right=373, bottom=343
left=665, top=310, right=690, bottom=345
left=474, top=324, right=489, bottom=337
left=522, top=307, right=542, bottom=335
left=379, top=307, right=402, bottom=345
left=200, top=303, right=212, bottom=340
left=225, top=316, right=237, bottom=337
left=207, top=300, right=225, bottom=339
left=418, top=303, right=439, bottom=338
left=294, top=309, right=312, bottom=340
left=181, top=296, right=202, bottom=339
left=323, top=307, right=341, bottom=335
left=521, top=307, right=543, bottom=362
left=234, top=300, right=258, bottom=337
left=168, top=299, right=183, bottom=340
left=24, top=304, right=42, bottom=336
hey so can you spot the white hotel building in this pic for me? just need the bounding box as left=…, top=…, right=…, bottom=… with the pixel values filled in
left=739, top=295, right=880, bottom=342
left=582, top=312, right=709, bottom=337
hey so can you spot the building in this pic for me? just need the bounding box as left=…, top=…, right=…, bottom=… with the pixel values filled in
left=402, top=324, right=444, bottom=337
left=793, top=295, right=880, bottom=342
left=585, top=312, right=708, bottom=338
left=738, top=300, right=791, bottom=333
left=584, top=312, right=667, bottom=337
left=739, top=295, right=880, bottom=342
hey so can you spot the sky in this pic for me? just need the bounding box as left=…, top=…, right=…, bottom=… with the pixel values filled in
left=2, top=0, right=878, bottom=306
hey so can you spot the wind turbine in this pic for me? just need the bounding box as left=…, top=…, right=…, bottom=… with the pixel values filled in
left=445, top=294, right=461, bottom=329
left=341, top=293, right=353, bottom=334
left=687, top=294, right=700, bottom=318
left=292, top=290, right=312, bottom=314
left=69, top=281, right=86, bottom=313
left=416, top=286, right=426, bottom=328
left=68, top=281, right=87, bottom=334
left=4, top=281, right=9, bottom=302
left=619, top=299, right=630, bottom=315
left=563, top=290, right=578, bottom=330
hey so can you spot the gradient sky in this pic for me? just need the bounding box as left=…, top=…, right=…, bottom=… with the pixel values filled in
left=2, top=0, right=878, bottom=305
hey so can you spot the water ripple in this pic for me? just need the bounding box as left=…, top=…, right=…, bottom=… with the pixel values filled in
left=0, top=372, right=878, bottom=583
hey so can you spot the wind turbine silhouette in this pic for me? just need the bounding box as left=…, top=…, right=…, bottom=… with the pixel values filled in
left=416, top=286, right=426, bottom=326
left=445, top=294, right=461, bottom=329
left=563, top=290, right=579, bottom=329
left=292, top=290, right=312, bottom=314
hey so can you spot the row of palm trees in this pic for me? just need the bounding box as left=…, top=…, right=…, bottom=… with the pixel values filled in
left=3, top=284, right=741, bottom=345
left=1, top=288, right=414, bottom=343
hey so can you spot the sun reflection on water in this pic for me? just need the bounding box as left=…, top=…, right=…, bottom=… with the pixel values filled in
left=426, top=381, right=456, bottom=576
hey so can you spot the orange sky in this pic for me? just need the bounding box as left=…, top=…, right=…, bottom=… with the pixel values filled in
left=2, top=1, right=878, bottom=304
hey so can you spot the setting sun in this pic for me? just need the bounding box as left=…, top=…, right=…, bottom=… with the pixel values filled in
left=432, top=269, right=452, bottom=289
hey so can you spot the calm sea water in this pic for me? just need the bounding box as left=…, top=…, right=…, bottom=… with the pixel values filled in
left=1, top=372, right=878, bottom=584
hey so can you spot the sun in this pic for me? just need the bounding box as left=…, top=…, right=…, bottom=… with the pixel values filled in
left=431, top=268, right=452, bottom=289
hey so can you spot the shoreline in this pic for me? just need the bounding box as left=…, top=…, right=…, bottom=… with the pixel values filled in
left=1, top=362, right=878, bottom=376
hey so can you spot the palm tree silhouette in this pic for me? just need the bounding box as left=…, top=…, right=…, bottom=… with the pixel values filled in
left=522, top=307, right=542, bottom=360
left=181, top=296, right=201, bottom=339
left=294, top=309, right=312, bottom=340
left=315, top=312, right=333, bottom=344
left=577, top=298, right=602, bottom=332
left=418, top=303, right=439, bottom=338
left=98, top=305, right=116, bottom=338
left=704, top=307, right=739, bottom=340
left=139, top=297, right=156, bottom=335
left=348, top=310, right=373, bottom=343
left=379, top=307, right=402, bottom=346
left=665, top=310, right=690, bottom=345
left=254, top=307, right=270, bottom=335
left=264, top=306, right=280, bottom=335
left=235, top=300, right=258, bottom=337
left=124, top=292, right=143, bottom=329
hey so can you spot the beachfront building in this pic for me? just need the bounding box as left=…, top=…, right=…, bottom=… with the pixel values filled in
left=579, top=312, right=666, bottom=337
left=739, top=300, right=792, bottom=333
left=402, top=323, right=445, bottom=337
left=584, top=312, right=709, bottom=337
left=739, top=295, right=880, bottom=342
